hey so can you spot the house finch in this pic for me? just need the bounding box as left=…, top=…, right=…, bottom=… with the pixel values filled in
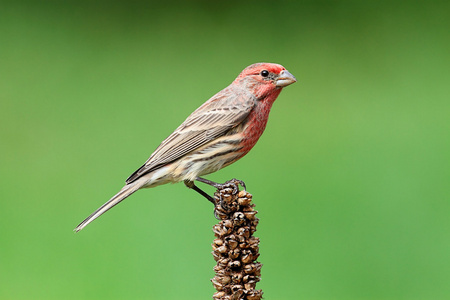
left=75, top=63, right=296, bottom=232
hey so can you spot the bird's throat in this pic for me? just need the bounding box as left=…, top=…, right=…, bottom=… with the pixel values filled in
left=240, top=89, right=282, bottom=154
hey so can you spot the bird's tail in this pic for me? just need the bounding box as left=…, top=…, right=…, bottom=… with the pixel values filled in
left=74, top=180, right=143, bottom=232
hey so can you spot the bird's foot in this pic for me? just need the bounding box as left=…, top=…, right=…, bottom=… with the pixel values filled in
left=196, top=177, right=246, bottom=195
left=211, top=179, right=248, bottom=220
left=186, top=178, right=247, bottom=220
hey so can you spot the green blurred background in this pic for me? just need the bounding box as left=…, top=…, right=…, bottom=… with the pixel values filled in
left=1, top=1, right=449, bottom=299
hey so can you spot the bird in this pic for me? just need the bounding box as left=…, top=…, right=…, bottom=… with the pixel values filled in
left=75, top=62, right=296, bottom=232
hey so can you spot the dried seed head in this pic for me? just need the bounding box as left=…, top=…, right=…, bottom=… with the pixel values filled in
left=211, top=180, right=262, bottom=300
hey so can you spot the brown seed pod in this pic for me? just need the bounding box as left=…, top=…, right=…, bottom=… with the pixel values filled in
left=212, top=251, right=220, bottom=261
left=230, top=289, right=244, bottom=300
left=246, top=290, right=263, bottom=300
left=213, top=291, right=226, bottom=299
left=225, top=237, right=238, bottom=250
left=244, top=281, right=256, bottom=290
left=228, top=260, right=241, bottom=269
left=231, top=272, right=243, bottom=283
left=244, top=211, right=257, bottom=220
left=238, top=197, right=251, bottom=206
left=229, top=248, right=240, bottom=260
left=232, top=212, right=246, bottom=226
left=211, top=277, right=224, bottom=291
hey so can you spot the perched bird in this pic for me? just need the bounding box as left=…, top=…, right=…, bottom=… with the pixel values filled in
left=75, top=63, right=296, bottom=232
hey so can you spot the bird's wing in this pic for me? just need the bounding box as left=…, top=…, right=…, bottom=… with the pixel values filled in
left=126, top=87, right=255, bottom=184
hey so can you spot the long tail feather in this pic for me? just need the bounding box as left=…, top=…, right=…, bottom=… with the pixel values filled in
left=74, top=181, right=143, bottom=232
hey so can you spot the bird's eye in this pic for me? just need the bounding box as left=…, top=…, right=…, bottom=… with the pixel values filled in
left=260, top=70, right=269, bottom=77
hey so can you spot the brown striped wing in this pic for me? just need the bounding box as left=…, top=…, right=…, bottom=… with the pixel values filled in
left=126, top=87, right=255, bottom=184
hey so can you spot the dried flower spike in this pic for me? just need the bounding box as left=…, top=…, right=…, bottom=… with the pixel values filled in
left=211, top=179, right=263, bottom=300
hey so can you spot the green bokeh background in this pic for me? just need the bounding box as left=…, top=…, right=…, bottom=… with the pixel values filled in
left=1, top=1, right=449, bottom=299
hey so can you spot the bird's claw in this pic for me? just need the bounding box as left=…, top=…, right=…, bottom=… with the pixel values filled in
left=191, top=177, right=246, bottom=220
left=232, top=178, right=246, bottom=192
left=214, top=178, right=246, bottom=195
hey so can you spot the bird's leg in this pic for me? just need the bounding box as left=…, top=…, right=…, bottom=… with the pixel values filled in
left=195, top=177, right=246, bottom=195
left=184, top=180, right=215, bottom=205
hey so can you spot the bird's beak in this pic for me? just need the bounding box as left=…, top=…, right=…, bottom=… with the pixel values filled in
left=276, top=70, right=297, bottom=87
